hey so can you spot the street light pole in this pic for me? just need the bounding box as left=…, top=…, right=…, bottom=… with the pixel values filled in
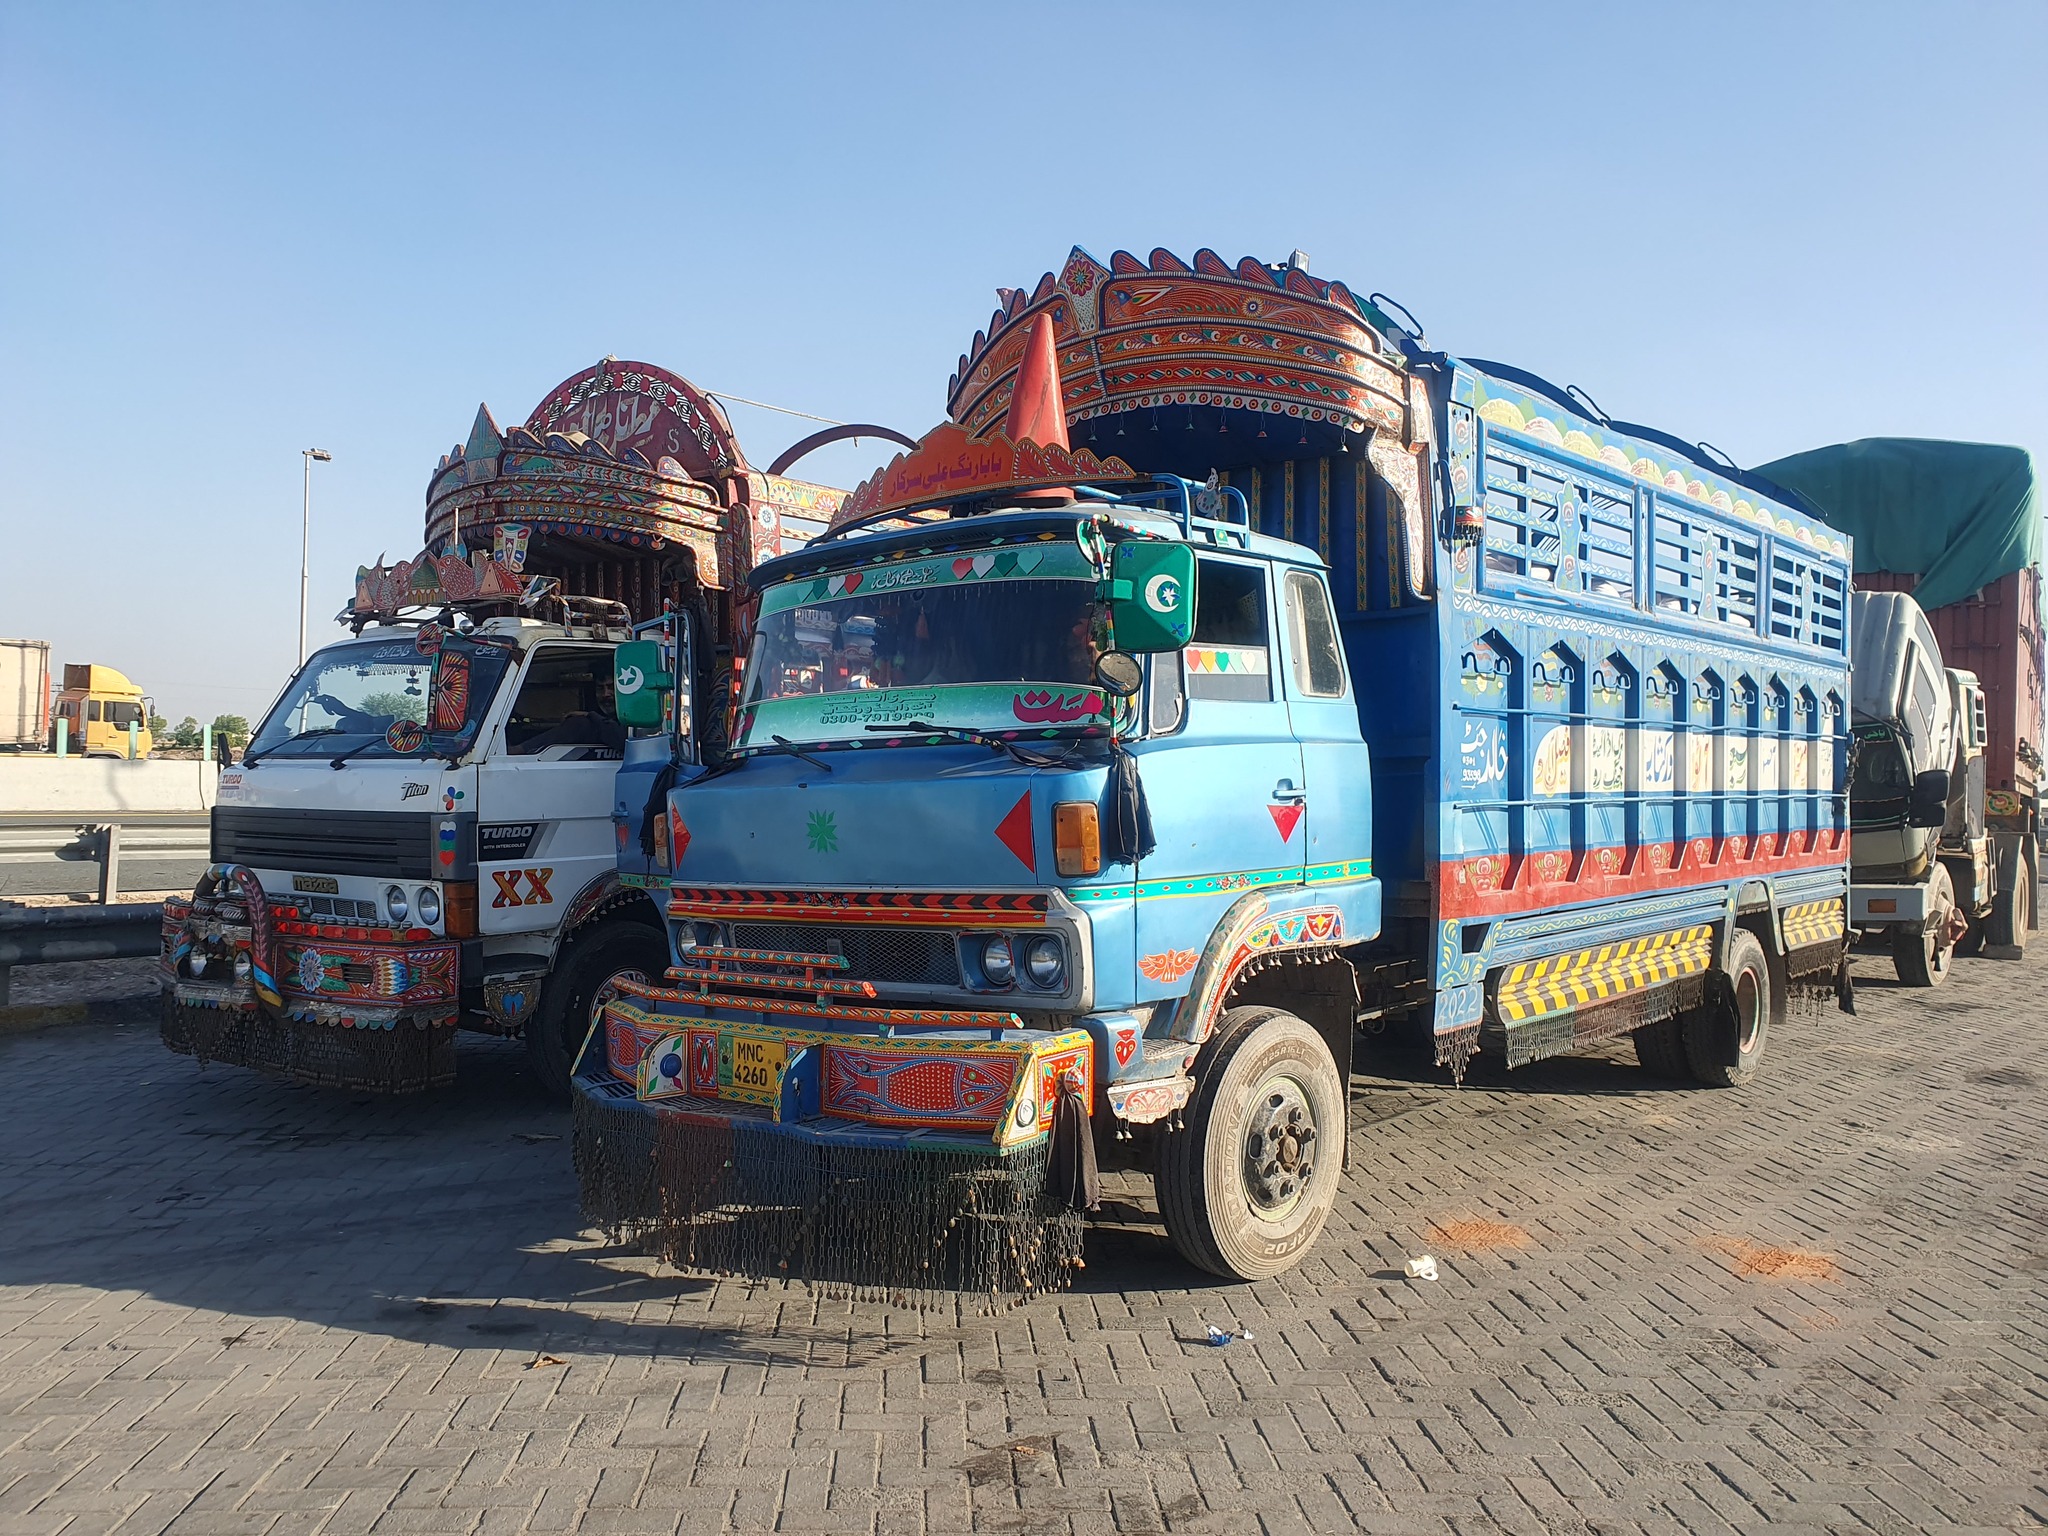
left=300, top=448, right=333, bottom=666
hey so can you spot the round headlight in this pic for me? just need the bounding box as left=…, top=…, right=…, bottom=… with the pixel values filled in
left=1023, top=936, right=1065, bottom=989
left=414, top=886, right=441, bottom=926
left=980, top=935, right=1015, bottom=986
left=384, top=885, right=409, bottom=924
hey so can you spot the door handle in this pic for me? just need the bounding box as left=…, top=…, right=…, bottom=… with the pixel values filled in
left=1273, top=779, right=1307, bottom=803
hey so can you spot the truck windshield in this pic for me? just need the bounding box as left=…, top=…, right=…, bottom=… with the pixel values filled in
left=245, top=632, right=512, bottom=762
left=737, top=570, right=1110, bottom=747
left=1849, top=733, right=1912, bottom=821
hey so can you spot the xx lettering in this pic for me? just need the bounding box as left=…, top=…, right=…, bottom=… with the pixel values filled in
left=491, top=871, right=525, bottom=908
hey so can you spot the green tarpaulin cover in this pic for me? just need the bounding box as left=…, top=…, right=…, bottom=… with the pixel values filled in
left=1756, top=438, right=2039, bottom=613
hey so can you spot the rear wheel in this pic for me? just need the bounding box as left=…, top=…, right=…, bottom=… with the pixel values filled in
left=1156, top=1006, right=1344, bottom=1281
left=1893, top=865, right=1958, bottom=986
left=1632, top=1015, right=1689, bottom=1078
left=1682, top=928, right=1775, bottom=1088
left=526, top=921, right=668, bottom=1101
left=1988, top=846, right=2031, bottom=955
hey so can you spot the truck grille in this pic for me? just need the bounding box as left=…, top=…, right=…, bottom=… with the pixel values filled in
left=729, top=923, right=962, bottom=986
left=212, top=808, right=435, bottom=881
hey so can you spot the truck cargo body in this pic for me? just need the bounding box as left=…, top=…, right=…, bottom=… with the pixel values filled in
left=0, top=639, right=51, bottom=749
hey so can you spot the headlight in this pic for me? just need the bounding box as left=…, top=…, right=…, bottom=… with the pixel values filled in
left=414, top=886, right=441, bottom=926
left=385, top=885, right=409, bottom=924
left=1023, top=936, right=1065, bottom=989
left=980, top=935, right=1015, bottom=986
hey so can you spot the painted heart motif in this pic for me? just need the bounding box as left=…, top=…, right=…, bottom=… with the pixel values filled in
left=972, top=554, right=996, bottom=578
left=992, top=551, right=1019, bottom=577
left=843, top=570, right=863, bottom=594
left=827, top=575, right=846, bottom=596
left=953, top=557, right=975, bottom=579
left=1015, top=549, right=1045, bottom=573
left=1113, top=1029, right=1136, bottom=1067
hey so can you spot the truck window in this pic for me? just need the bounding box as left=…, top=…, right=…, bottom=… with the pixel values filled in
left=505, top=648, right=625, bottom=758
left=105, top=701, right=141, bottom=728
left=1189, top=558, right=1271, bottom=702
left=86, top=700, right=102, bottom=722
left=1283, top=571, right=1345, bottom=697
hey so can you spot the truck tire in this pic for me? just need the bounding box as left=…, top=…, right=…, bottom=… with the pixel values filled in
left=1681, top=928, right=1774, bottom=1088
left=1893, top=865, right=1958, bottom=986
left=1987, top=845, right=2031, bottom=956
left=1632, top=1015, right=1689, bottom=1078
left=526, top=921, right=668, bottom=1101
left=1155, top=1006, right=1345, bottom=1281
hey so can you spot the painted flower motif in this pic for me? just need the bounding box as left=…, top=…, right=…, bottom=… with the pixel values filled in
left=805, top=810, right=838, bottom=854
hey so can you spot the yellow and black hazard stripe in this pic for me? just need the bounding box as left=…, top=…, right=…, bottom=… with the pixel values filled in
left=1780, top=898, right=1846, bottom=950
left=1492, top=925, right=1716, bottom=1024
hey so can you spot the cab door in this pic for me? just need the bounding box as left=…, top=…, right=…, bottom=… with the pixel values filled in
left=1130, top=555, right=1306, bottom=1004
left=1276, top=565, right=1371, bottom=878
left=475, top=644, right=624, bottom=936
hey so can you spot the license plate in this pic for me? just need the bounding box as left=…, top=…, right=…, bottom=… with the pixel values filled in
left=718, top=1034, right=787, bottom=1102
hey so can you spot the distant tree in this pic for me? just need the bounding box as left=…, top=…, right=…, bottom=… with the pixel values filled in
left=359, top=690, right=425, bottom=724
left=147, top=712, right=169, bottom=737
left=210, top=714, right=252, bottom=747
left=167, top=717, right=203, bottom=748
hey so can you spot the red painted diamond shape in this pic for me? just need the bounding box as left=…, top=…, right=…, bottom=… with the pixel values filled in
left=994, top=791, right=1035, bottom=872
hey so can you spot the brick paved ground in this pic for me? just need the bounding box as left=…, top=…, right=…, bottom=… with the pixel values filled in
left=1, top=944, right=2042, bottom=1535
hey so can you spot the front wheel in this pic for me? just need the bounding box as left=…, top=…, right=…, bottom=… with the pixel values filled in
left=526, top=921, right=668, bottom=1101
left=1682, top=927, right=1777, bottom=1087
left=1156, top=1006, right=1345, bottom=1281
left=1893, top=865, right=1958, bottom=987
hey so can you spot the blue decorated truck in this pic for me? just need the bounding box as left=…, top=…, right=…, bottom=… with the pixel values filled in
left=574, top=248, right=1854, bottom=1296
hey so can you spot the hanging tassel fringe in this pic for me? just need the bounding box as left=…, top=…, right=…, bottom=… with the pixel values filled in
left=574, top=1093, right=1086, bottom=1308
left=161, top=994, right=457, bottom=1094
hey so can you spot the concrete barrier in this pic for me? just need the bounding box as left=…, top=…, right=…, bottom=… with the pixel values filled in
left=0, top=758, right=218, bottom=897
left=0, top=756, right=217, bottom=815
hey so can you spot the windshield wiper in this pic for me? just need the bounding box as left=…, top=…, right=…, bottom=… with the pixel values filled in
left=243, top=727, right=341, bottom=766
left=866, top=721, right=1077, bottom=769
left=767, top=734, right=834, bottom=773
left=328, top=737, right=384, bottom=770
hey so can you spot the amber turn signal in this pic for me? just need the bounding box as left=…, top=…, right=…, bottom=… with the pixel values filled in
left=1054, top=802, right=1101, bottom=878
left=442, top=880, right=479, bottom=937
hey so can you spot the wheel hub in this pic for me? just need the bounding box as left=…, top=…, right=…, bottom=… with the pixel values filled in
left=1242, top=1076, right=1319, bottom=1216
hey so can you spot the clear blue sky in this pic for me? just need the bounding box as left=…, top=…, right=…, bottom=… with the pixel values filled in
left=3, top=2, right=2043, bottom=725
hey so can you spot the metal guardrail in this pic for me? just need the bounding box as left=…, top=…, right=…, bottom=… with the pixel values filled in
left=0, top=812, right=209, bottom=901
left=0, top=901, right=164, bottom=1005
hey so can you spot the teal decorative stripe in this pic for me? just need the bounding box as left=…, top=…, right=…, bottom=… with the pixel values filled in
left=1072, top=859, right=1372, bottom=904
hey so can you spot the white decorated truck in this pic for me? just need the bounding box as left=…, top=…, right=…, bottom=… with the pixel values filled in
left=158, top=360, right=847, bottom=1094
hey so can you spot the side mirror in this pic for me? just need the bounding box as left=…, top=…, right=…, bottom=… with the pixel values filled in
left=1908, top=768, right=1951, bottom=827
left=1093, top=650, right=1144, bottom=698
left=1106, top=541, right=1196, bottom=653
left=613, top=639, right=673, bottom=730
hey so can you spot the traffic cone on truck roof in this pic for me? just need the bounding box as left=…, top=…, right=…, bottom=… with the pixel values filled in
left=1006, top=316, right=1075, bottom=506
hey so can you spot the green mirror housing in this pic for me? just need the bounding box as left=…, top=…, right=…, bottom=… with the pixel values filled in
left=1107, top=540, right=1197, bottom=652
left=613, top=639, right=673, bottom=729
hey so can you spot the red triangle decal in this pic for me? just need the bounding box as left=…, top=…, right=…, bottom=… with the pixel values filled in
left=1268, top=802, right=1304, bottom=842
left=994, top=791, right=1036, bottom=872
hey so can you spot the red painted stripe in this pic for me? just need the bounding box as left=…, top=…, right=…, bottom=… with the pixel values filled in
left=1440, top=833, right=1847, bottom=920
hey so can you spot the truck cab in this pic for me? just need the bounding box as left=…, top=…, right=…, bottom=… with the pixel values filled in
left=163, top=608, right=672, bottom=1093
left=53, top=663, right=152, bottom=758
left=1848, top=589, right=2001, bottom=983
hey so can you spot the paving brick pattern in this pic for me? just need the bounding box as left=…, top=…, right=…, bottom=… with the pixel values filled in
left=1, top=948, right=2042, bottom=1535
